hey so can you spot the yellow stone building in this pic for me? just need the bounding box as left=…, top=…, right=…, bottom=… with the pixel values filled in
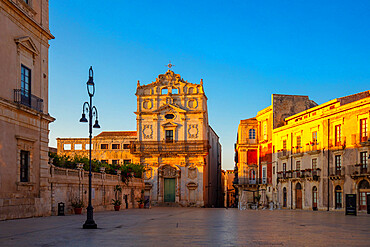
left=274, top=91, right=370, bottom=211
left=57, top=131, right=137, bottom=165
left=235, top=94, right=317, bottom=208
left=0, top=0, right=54, bottom=220
left=57, top=70, right=222, bottom=207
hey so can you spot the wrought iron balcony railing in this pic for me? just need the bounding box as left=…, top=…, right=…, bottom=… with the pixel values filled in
left=350, top=133, right=370, bottom=146
left=14, top=89, right=43, bottom=112
left=348, top=164, right=370, bottom=176
left=130, top=140, right=209, bottom=154
left=329, top=166, right=346, bottom=177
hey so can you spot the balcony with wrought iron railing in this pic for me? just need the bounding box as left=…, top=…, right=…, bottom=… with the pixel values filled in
left=130, top=140, right=209, bottom=154
left=14, top=89, right=43, bottom=112
left=292, top=146, right=304, bottom=157
left=329, top=166, right=346, bottom=179
left=277, top=171, right=292, bottom=180
left=237, top=177, right=258, bottom=185
left=348, top=164, right=370, bottom=178
left=350, top=133, right=370, bottom=146
left=307, top=142, right=321, bottom=155
left=304, top=168, right=321, bottom=181
left=277, top=149, right=289, bottom=159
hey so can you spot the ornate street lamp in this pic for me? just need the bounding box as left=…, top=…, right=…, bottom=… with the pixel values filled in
left=80, top=66, right=100, bottom=229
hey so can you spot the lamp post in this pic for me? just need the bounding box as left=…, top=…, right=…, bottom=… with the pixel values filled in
left=80, top=66, right=100, bottom=229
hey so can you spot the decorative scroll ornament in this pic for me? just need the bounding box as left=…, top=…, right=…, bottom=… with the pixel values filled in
left=143, top=125, right=153, bottom=139
left=188, top=124, right=198, bottom=139
left=188, top=167, right=197, bottom=179
left=144, top=167, right=152, bottom=180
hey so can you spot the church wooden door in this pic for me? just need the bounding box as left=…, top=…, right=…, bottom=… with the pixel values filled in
left=296, top=183, right=302, bottom=209
left=164, top=178, right=175, bottom=202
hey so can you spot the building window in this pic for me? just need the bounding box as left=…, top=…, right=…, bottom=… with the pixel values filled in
left=112, top=144, right=120, bottom=149
left=262, top=167, right=267, bottom=184
left=101, top=160, right=108, bottom=164
left=74, top=144, right=82, bottom=150
left=296, top=136, right=301, bottom=149
left=123, top=144, right=130, bottom=149
left=282, top=140, right=287, bottom=150
left=21, top=65, right=31, bottom=106
left=249, top=129, right=256, bottom=139
left=335, top=125, right=341, bottom=146
left=123, top=159, right=131, bottom=165
left=360, top=151, right=368, bottom=169
left=312, top=158, right=317, bottom=170
left=85, top=144, right=93, bottom=150
left=172, top=88, right=178, bottom=94
left=161, top=88, right=168, bottom=95
left=63, top=144, right=71, bottom=150
left=112, top=160, right=119, bottom=165
left=101, top=144, right=108, bottom=149
left=312, top=131, right=318, bottom=144
left=20, top=150, right=30, bottom=182
left=165, top=130, right=173, bottom=142
left=335, top=155, right=341, bottom=175
left=296, top=161, right=301, bottom=171
left=263, top=123, right=267, bottom=140
left=24, top=0, right=29, bottom=4
left=273, top=166, right=275, bottom=174
left=283, top=163, right=286, bottom=173
left=360, top=119, right=368, bottom=142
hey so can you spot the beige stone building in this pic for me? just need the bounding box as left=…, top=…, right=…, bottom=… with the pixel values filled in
left=57, top=131, right=137, bottom=165
left=132, top=70, right=221, bottom=207
left=0, top=0, right=54, bottom=220
left=274, top=91, right=370, bottom=211
left=57, top=70, right=222, bottom=207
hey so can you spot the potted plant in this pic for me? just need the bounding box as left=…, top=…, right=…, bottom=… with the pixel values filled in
left=71, top=199, right=84, bottom=214
left=137, top=198, right=144, bottom=208
left=112, top=199, right=122, bottom=211
left=113, top=185, right=122, bottom=211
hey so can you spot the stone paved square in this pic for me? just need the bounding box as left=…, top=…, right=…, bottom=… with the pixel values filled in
left=0, top=208, right=369, bottom=246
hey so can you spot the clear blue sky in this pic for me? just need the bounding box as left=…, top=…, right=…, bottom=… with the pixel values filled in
left=49, top=0, right=370, bottom=170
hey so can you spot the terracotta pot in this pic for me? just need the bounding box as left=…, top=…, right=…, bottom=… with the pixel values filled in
left=139, top=203, right=144, bottom=209
left=114, top=205, right=121, bottom=211
left=74, top=208, right=82, bottom=214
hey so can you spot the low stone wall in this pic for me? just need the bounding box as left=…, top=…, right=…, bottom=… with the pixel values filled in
left=50, top=165, right=144, bottom=215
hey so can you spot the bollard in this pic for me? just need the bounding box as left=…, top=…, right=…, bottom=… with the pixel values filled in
left=58, top=202, right=65, bottom=216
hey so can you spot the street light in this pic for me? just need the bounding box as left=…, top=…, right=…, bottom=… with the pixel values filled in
left=80, top=66, right=100, bottom=229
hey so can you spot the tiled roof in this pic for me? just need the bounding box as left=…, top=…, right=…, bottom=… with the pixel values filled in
left=96, top=131, right=137, bottom=137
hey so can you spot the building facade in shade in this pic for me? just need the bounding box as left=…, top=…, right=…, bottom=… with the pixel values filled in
left=235, top=94, right=317, bottom=208
left=274, top=91, right=370, bottom=211
left=225, top=170, right=235, bottom=207
left=0, top=0, right=54, bottom=220
left=131, top=70, right=221, bottom=207
left=57, top=131, right=137, bottom=165
left=57, top=70, right=222, bottom=207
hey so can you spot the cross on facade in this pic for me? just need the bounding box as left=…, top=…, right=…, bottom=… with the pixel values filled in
left=166, top=61, right=175, bottom=69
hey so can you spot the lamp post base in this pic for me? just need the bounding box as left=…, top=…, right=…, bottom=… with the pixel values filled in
left=83, top=220, right=97, bottom=229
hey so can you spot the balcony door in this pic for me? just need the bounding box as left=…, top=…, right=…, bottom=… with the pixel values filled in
left=21, top=65, right=31, bottom=106
left=358, top=180, right=370, bottom=211
left=165, top=130, right=173, bottom=143
left=312, top=186, right=318, bottom=210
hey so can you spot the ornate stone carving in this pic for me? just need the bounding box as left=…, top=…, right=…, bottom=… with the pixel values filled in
left=161, top=165, right=177, bottom=178
left=188, top=167, right=197, bottom=179
left=143, top=100, right=152, bottom=109
left=188, top=124, right=198, bottom=139
left=144, top=167, right=152, bottom=180
left=143, top=125, right=153, bottom=139
left=188, top=99, right=198, bottom=109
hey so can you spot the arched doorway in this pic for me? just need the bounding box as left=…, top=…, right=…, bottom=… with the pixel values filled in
left=283, top=187, right=287, bottom=208
left=358, top=180, right=370, bottom=211
left=312, top=186, right=318, bottom=210
left=296, top=183, right=302, bottom=209
left=335, top=185, right=342, bottom=209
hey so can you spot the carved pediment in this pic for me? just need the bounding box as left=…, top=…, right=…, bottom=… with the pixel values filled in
left=161, top=122, right=178, bottom=128
left=15, top=37, right=39, bottom=56
left=153, top=104, right=187, bottom=114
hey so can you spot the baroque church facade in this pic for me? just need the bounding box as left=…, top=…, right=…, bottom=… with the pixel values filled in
left=57, top=69, right=222, bottom=207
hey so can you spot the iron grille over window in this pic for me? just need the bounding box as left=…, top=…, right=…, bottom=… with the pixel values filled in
left=20, top=150, right=29, bottom=182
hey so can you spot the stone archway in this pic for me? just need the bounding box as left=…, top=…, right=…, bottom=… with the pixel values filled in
left=358, top=179, right=370, bottom=211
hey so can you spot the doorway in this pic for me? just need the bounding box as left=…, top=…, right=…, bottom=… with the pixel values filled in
left=296, top=183, right=302, bottom=209
left=164, top=178, right=176, bottom=202
left=283, top=187, right=287, bottom=208
left=358, top=180, right=370, bottom=211
left=312, top=186, right=318, bottom=210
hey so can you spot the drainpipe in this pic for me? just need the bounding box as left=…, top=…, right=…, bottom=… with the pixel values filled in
left=327, top=119, right=330, bottom=211
left=291, top=132, right=293, bottom=209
